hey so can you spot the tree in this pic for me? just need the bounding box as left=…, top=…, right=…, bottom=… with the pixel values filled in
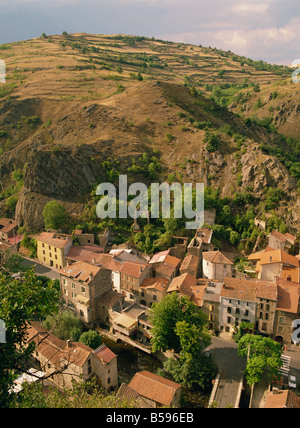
left=237, top=334, right=282, bottom=386
left=42, top=201, right=67, bottom=230
left=149, top=293, right=209, bottom=353
left=79, top=330, right=102, bottom=350
left=43, top=310, right=83, bottom=342
left=151, top=297, right=217, bottom=391
left=10, top=379, right=138, bottom=408
left=0, top=269, right=59, bottom=407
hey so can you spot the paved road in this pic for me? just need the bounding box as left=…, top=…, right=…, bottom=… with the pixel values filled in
left=21, top=256, right=60, bottom=280
left=206, top=337, right=246, bottom=408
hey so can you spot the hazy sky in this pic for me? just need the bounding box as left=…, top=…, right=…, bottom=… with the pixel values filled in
left=0, top=0, right=299, bottom=65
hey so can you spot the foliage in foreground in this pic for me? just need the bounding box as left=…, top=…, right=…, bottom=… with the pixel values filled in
left=10, top=379, right=138, bottom=408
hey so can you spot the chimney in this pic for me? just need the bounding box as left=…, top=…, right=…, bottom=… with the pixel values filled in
left=89, top=272, right=94, bottom=282
left=66, top=339, right=71, bottom=348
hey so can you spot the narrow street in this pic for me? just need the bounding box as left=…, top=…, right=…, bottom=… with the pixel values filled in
left=206, top=337, right=246, bottom=408
left=21, top=256, right=60, bottom=280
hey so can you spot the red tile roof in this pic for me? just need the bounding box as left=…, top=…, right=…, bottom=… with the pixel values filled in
left=93, top=344, right=116, bottom=364
left=120, top=261, right=149, bottom=278
left=128, top=371, right=181, bottom=407
left=203, top=251, right=234, bottom=265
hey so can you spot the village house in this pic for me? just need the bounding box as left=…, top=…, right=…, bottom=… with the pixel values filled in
left=264, top=389, right=300, bottom=408
left=155, top=254, right=182, bottom=282
left=36, top=231, right=72, bottom=269
left=0, top=218, right=18, bottom=243
left=273, top=277, right=300, bottom=345
left=255, top=280, right=278, bottom=337
left=111, top=302, right=153, bottom=350
left=200, top=280, right=223, bottom=331
left=125, top=371, right=182, bottom=408
left=58, top=261, right=114, bottom=327
left=268, top=230, right=296, bottom=252
left=73, top=229, right=95, bottom=246
left=179, top=253, right=200, bottom=277
left=26, top=322, right=118, bottom=391
left=167, top=272, right=198, bottom=298
left=119, top=261, right=152, bottom=301
left=202, top=251, right=234, bottom=282
left=248, top=249, right=300, bottom=283
left=219, top=277, right=258, bottom=334
left=138, top=276, right=169, bottom=307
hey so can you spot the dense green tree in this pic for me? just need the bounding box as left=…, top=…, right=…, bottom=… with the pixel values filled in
left=79, top=330, right=102, bottom=350
left=43, top=310, right=83, bottom=342
left=10, top=379, right=138, bottom=408
left=149, top=293, right=210, bottom=353
left=42, top=201, right=67, bottom=230
left=0, top=269, right=59, bottom=407
left=237, top=334, right=282, bottom=386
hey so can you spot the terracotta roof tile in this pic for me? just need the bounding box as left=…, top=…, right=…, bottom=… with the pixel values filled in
left=58, top=261, right=102, bottom=283
left=203, top=251, right=234, bottom=265
left=128, top=371, right=181, bottom=407
left=167, top=273, right=197, bottom=297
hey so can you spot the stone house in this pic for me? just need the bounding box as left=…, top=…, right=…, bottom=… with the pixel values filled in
left=127, top=371, right=182, bottom=408
left=155, top=255, right=182, bottom=282
left=167, top=272, right=198, bottom=298
left=179, top=253, right=200, bottom=277
left=202, top=251, right=234, bottom=282
left=273, top=277, right=300, bottom=345
left=119, top=261, right=152, bottom=301
left=73, top=229, right=95, bottom=246
left=0, top=218, right=18, bottom=242
left=26, top=322, right=118, bottom=391
left=59, top=261, right=113, bottom=326
left=248, top=249, right=299, bottom=283
left=138, top=276, right=169, bottom=307
left=268, top=230, right=296, bottom=251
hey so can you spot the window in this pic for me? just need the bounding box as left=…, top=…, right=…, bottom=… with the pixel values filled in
left=81, top=286, right=86, bottom=293
left=266, top=304, right=270, bottom=311
left=227, top=307, right=232, bottom=314
left=153, top=295, right=157, bottom=301
left=235, top=308, right=240, bottom=315
left=107, top=377, right=111, bottom=385
left=265, top=313, right=269, bottom=320
left=245, top=310, right=249, bottom=317
left=227, top=317, right=231, bottom=324
left=279, top=317, right=284, bottom=324
left=72, top=292, right=76, bottom=299
left=72, top=283, right=76, bottom=289
left=224, top=264, right=227, bottom=269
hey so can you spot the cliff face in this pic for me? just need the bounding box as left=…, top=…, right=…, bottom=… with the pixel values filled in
left=0, top=34, right=299, bottom=232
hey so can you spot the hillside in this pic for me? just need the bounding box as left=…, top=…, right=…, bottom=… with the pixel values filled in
left=0, top=33, right=299, bottom=240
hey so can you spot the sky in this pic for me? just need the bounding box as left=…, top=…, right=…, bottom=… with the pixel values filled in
left=0, top=0, right=299, bottom=65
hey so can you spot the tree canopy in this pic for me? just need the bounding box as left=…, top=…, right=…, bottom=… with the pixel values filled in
left=237, top=334, right=283, bottom=386
left=149, top=293, right=210, bottom=353
left=42, top=201, right=67, bottom=230
left=150, top=293, right=217, bottom=390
